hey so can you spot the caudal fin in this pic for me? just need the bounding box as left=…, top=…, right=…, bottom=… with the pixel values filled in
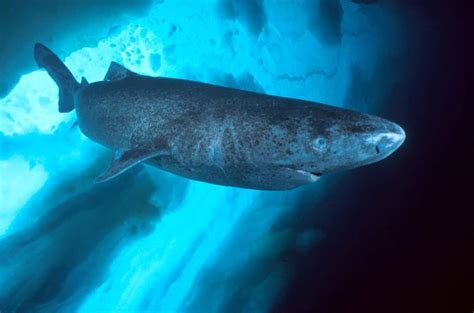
left=34, top=43, right=79, bottom=113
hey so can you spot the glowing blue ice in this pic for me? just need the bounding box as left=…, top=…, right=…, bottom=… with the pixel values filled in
left=0, top=0, right=406, bottom=311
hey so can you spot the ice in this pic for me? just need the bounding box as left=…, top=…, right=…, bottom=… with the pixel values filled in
left=0, top=156, right=48, bottom=236
left=0, top=1, right=408, bottom=312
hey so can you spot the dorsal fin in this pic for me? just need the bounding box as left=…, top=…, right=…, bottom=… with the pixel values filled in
left=104, top=62, right=138, bottom=81
left=81, top=77, right=88, bottom=86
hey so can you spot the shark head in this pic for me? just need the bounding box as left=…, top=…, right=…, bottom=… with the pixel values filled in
left=306, top=115, right=406, bottom=175
left=264, top=107, right=405, bottom=181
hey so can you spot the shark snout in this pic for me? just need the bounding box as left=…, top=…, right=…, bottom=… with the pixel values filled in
left=370, top=122, right=405, bottom=157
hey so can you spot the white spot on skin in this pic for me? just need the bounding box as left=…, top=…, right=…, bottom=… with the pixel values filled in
left=208, top=132, right=225, bottom=169
left=366, top=132, right=405, bottom=148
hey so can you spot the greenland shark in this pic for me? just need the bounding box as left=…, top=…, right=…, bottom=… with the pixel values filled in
left=34, top=43, right=405, bottom=190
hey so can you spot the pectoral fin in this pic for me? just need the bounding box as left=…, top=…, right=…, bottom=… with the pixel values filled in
left=95, top=147, right=168, bottom=183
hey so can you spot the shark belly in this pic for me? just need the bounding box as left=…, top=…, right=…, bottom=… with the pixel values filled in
left=146, top=156, right=318, bottom=190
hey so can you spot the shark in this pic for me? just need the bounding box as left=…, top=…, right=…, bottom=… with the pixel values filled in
left=33, top=43, right=405, bottom=190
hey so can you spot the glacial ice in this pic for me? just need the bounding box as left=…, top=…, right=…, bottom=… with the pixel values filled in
left=0, top=1, right=407, bottom=312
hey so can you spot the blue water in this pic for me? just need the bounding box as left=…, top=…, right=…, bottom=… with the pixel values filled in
left=0, top=1, right=411, bottom=312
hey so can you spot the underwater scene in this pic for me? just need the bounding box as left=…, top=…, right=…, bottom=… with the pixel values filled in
left=0, top=0, right=470, bottom=312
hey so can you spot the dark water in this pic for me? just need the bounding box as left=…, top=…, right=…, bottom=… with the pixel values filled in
left=0, top=1, right=470, bottom=312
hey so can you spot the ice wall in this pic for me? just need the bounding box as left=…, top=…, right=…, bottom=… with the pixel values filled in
left=0, top=1, right=408, bottom=312
left=0, top=0, right=154, bottom=97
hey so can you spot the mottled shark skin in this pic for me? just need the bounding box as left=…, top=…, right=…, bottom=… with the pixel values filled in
left=34, top=43, right=405, bottom=190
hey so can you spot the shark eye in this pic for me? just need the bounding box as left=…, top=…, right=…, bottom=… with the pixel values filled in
left=313, top=137, right=327, bottom=151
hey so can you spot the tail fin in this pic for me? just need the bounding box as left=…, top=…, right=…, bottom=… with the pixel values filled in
left=34, top=43, right=79, bottom=113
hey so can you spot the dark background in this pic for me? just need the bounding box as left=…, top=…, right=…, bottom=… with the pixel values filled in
left=276, top=2, right=472, bottom=312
